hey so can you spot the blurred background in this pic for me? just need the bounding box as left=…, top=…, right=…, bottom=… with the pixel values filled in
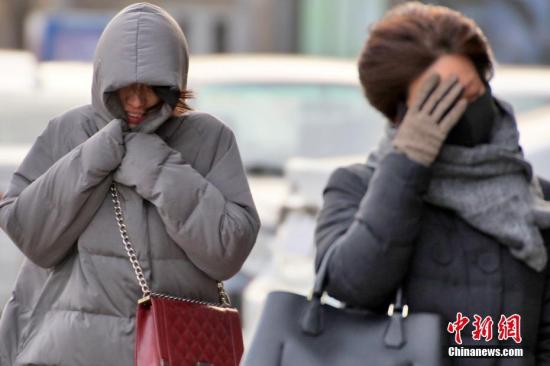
left=1, top=0, right=550, bottom=344
left=1, top=0, right=550, bottom=62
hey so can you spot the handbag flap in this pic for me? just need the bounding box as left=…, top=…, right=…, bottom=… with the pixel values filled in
left=150, top=295, right=243, bottom=366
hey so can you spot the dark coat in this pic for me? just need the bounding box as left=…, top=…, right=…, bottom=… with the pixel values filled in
left=315, top=151, right=550, bottom=366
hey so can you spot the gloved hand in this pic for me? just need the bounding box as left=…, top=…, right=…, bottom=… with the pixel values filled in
left=392, top=74, right=467, bottom=166
left=80, top=118, right=126, bottom=174
left=113, top=132, right=174, bottom=195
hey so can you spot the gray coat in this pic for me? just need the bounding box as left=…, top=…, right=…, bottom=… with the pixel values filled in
left=0, top=3, right=260, bottom=365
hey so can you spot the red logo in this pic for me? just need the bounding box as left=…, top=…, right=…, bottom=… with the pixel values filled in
left=447, top=312, right=470, bottom=344
left=498, top=314, right=522, bottom=344
left=447, top=313, right=522, bottom=345
left=472, top=315, right=494, bottom=342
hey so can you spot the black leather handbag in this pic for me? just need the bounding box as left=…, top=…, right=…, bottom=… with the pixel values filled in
left=243, top=244, right=450, bottom=366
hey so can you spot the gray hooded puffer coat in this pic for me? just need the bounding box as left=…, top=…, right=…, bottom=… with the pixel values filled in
left=0, top=3, right=260, bottom=365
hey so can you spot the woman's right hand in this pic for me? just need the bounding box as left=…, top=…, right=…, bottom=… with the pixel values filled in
left=81, top=118, right=126, bottom=174
left=392, top=73, right=467, bottom=166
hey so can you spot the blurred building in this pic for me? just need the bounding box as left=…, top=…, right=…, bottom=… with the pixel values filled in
left=0, top=0, right=549, bottom=65
left=298, top=0, right=386, bottom=58
left=389, top=0, right=550, bottom=64
left=1, top=0, right=299, bottom=60
left=0, top=0, right=31, bottom=49
left=301, top=0, right=550, bottom=64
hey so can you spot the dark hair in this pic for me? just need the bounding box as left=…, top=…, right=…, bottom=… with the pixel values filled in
left=358, top=1, right=494, bottom=122
left=173, top=90, right=194, bottom=116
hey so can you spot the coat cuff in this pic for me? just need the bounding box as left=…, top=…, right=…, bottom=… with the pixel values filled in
left=381, top=150, right=432, bottom=194
left=354, top=150, right=431, bottom=240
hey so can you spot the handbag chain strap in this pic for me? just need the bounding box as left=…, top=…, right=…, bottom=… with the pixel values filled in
left=110, top=183, right=231, bottom=307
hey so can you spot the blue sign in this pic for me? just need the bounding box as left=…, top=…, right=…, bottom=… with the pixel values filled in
left=40, top=11, right=112, bottom=61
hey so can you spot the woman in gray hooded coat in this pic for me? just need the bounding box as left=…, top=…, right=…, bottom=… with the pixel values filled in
left=0, top=3, right=260, bottom=365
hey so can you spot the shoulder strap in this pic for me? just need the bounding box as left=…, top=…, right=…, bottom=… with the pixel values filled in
left=312, top=243, right=406, bottom=312
left=110, top=183, right=231, bottom=306
left=311, top=243, right=339, bottom=301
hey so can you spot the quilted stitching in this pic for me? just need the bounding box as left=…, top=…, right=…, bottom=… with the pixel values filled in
left=136, top=296, right=243, bottom=366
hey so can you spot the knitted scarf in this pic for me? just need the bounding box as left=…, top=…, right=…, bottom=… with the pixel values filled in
left=367, top=100, right=550, bottom=272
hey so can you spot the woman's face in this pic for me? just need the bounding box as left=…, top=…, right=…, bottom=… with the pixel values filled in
left=407, top=54, right=486, bottom=107
left=117, top=83, right=161, bottom=127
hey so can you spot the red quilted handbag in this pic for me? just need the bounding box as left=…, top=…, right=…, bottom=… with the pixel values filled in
left=111, top=184, right=244, bottom=366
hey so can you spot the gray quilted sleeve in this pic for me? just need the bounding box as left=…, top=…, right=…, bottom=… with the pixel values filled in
left=122, top=124, right=260, bottom=281
left=0, top=119, right=125, bottom=268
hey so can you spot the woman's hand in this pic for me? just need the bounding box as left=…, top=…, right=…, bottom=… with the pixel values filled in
left=113, top=132, right=173, bottom=190
left=392, top=74, right=467, bottom=166
left=79, top=118, right=126, bottom=174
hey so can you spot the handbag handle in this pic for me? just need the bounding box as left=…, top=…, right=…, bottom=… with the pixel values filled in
left=311, top=244, right=407, bottom=311
left=310, top=243, right=339, bottom=300
left=302, top=243, right=408, bottom=347
left=110, top=183, right=232, bottom=307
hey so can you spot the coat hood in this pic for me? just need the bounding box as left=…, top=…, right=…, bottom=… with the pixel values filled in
left=92, top=2, right=189, bottom=130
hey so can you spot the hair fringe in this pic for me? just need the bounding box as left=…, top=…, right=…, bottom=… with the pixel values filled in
left=172, top=90, right=194, bottom=116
